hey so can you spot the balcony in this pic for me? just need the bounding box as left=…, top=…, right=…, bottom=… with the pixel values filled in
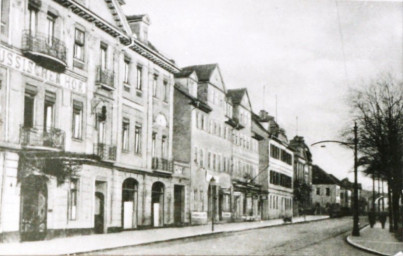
left=94, top=143, right=117, bottom=161
left=21, top=30, right=67, bottom=72
left=152, top=157, right=173, bottom=172
left=96, top=66, right=115, bottom=90
left=20, top=126, right=65, bottom=150
left=225, top=117, right=244, bottom=130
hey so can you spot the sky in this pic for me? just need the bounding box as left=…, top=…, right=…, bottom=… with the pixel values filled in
left=123, top=0, right=402, bottom=190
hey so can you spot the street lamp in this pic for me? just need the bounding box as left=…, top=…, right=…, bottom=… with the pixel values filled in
left=311, top=122, right=360, bottom=236
left=210, top=177, right=216, bottom=232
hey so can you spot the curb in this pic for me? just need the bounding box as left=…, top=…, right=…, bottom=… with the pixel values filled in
left=346, top=225, right=392, bottom=256
left=71, top=217, right=329, bottom=255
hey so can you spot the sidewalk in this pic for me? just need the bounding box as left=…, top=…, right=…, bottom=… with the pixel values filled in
left=347, top=222, right=403, bottom=256
left=0, top=215, right=327, bottom=255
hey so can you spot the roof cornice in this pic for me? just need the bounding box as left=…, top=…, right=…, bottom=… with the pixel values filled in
left=53, top=0, right=179, bottom=73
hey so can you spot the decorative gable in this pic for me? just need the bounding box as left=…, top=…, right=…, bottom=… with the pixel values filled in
left=209, top=67, right=226, bottom=92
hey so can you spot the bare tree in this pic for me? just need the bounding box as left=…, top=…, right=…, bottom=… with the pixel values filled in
left=345, top=74, right=403, bottom=233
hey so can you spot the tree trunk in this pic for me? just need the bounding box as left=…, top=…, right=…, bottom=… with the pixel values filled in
left=392, top=184, right=401, bottom=231
left=388, top=180, right=393, bottom=232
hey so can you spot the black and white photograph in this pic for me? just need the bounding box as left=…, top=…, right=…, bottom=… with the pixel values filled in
left=0, top=0, right=401, bottom=255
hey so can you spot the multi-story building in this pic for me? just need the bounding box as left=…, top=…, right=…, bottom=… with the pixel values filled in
left=289, top=136, right=312, bottom=216
left=0, top=0, right=188, bottom=243
left=253, top=110, right=293, bottom=219
left=173, top=64, right=262, bottom=224
left=311, top=165, right=342, bottom=210
left=226, top=89, right=261, bottom=221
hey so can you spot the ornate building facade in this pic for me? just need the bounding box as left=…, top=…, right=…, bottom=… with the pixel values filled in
left=0, top=0, right=188, bottom=242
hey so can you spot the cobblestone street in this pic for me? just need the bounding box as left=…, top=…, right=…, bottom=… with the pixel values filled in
left=93, top=217, right=371, bottom=256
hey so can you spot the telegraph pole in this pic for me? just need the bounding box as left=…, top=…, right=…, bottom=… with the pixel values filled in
left=352, top=122, right=360, bottom=236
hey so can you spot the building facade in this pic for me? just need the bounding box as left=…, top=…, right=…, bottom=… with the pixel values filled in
left=0, top=0, right=190, bottom=243
left=173, top=65, right=262, bottom=224
left=253, top=110, right=293, bottom=220
left=289, top=136, right=312, bottom=216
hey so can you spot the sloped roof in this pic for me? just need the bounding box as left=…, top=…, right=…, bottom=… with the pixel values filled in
left=227, top=88, right=246, bottom=105
left=181, top=64, right=218, bottom=82
left=174, top=69, right=196, bottom=79
left=312, top=165, right=341, bottom=185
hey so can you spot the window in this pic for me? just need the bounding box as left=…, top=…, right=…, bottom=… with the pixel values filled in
left=44, top=92, right=56, bottom=132
left=134, top=124, right=142, bottom=154
left=199, top=149, right=204, bottom=167
left=122, top=119, right=129, bottom=152
left=316, top=188, right=320, bottom=195
left=161, top=135, right=167, bottom=158
left=281, top=149, right=292, bottom=165
left=74, top=28, right=85, bottom=61
left=1, top=0, right=10, bottom=37
left=194, top=147, right=198, bottom=164
left=152, top=75, right=158, bottom=97
left=72, top=101, right=83, bottom=139
left=163, top=80, right=168, bottom=102
left=100, top=43, right=107, bottom=70
left=69, top=178, right=78, bottom=220
left=24, top=93, right=35, bottom=128
left=97, top=106, right=106, bottom=143
left=207, top=152, right=211, bottom=168
left=136, top=66, right=142, bottom=90
left=152, top=132, right=156, bottom=157
left=123, top=57, right=130, bottom=85
left=270, top=144, right=280, bottom=159
left=326, top=188, right=330, bottom=196
left=28, top=7, right=37, bottom=36
left=46, top=13, right=55, bottom=45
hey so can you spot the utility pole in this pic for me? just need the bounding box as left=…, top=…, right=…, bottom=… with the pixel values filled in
left=352, top=122, right=360, bottom=236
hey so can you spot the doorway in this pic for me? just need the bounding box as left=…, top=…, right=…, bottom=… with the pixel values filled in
left=174, top=185, right=184, bottom=225
left=20, top=175, right=48, bottom=241
left=94, top=192, right=104, bottom=234
left=151, top=182, right=164, bottom=227
left=122, top=178, right=138, bottom=229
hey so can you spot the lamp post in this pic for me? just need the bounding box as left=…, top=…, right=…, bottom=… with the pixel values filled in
left=311, top=122, right=360, bottom=236
left=210, top=177, right=216, bottom=232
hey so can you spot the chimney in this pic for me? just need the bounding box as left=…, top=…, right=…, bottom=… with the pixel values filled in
left=126, top=14, right=150, bottom=43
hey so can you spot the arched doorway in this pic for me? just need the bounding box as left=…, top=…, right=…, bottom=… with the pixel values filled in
left=151, top=182, right=164, bottom=227
left=20, top=175, right=48, bottom=241
left=122, top=178, right=138, bottom=229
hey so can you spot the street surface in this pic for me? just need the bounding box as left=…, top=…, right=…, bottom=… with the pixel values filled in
left=92, top=217, right=371, bottom=255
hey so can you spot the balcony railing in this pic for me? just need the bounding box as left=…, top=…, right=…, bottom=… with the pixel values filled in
left=94, top=143, right=117, bottom=161
left=20, top=126, right=65, bottom=150
left=96, top=66, right=115, bottom=90
left=152, top=157, right=173, bottom=172
left=21, top=30, right=67, bottom=72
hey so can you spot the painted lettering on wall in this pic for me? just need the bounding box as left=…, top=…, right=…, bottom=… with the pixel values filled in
left=0, top=46, right=86, bottom=94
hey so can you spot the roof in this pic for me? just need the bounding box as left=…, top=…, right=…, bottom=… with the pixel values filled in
left=181, top=64, right=218, bottom=82
left=174, top=69, right=196, bottom=79
left=227, top=88, right=246, bottom=105
left=312, top=165, right=342, bottom=185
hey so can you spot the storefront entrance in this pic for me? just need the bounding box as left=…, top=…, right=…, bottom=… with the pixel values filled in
left=151, top=182, right=164, bottom=227
left=173, top=185, right=184, bottom=225
left=122, top=178, right=138, bottom=229
left=20, top=175, right=48, bottom=241
left=94, top=192, right=104, bottom=234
